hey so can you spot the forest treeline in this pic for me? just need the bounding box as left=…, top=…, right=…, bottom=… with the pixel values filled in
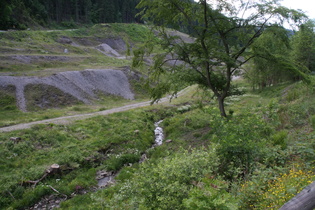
left=0, top=0, right=141, bottom=30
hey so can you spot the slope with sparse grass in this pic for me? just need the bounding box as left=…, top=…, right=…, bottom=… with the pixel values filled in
left=0, top=24, right=152, bottom=76
left=0, top=23, right=155, bottom=127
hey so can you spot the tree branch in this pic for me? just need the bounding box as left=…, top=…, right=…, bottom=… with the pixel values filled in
left=231, top=55, right=255, bottom=73
left=232, top=15, right=273, bottom=60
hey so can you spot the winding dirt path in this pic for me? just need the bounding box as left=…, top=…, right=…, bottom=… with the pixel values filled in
left=0, top=91, right=184, bottom=133
left=0, top=100, right=152, bottom=133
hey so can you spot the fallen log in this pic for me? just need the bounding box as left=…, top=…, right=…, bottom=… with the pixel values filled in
left=24, top=164, right=60, bottom=187
left=280, top=181, right=315, bottom=210
left=10, top=137, right=22, bottom=144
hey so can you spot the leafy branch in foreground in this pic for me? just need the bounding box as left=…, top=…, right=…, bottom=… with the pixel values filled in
left=134, top=0, right=307, bottom=117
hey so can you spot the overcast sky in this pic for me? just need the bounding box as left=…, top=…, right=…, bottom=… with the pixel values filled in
left=280, top=0, right=315, bottom=19
left=199, top=0, right=314, bottom=20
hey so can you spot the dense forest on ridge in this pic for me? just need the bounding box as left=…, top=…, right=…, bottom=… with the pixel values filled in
left=0, top=0, right=141, bottom=30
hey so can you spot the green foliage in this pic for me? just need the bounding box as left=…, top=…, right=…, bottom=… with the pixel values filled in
left=101, top=148, right=219, bottom=209
left=310, top=115, right=315, bottom=129
left=0, top=109, right=156, bottom=209
left=157, top=108, right=211, bottom=152
left=275, top=82, right=315, bottom=128
left=106, top=152, right=141, bottom=171
left=271, top=130, right=288, bottom=149
left=135, top=0, right=304, bottom=117
left=177, top=105, right=191, bottom=113
left=291, top=20, right=315, bottom=72
left=246, top=26, right=295, bottom=89
left=183, top=178, right=238, bottom=210
left=0, top=87, right=17, bottom=112
left=206, top=107, right=273, bottom=180
left=0, top=1, right=13, bottom=29
left=115, top=166, right=139, bottom=182
left=2, top=61, right=315, bottom=209
left=68, top=168, right=97, bottom=190
left=0, top=94, right=15, bottom=107
left=0, top=0, right=142, bottom=30
left=11, top=184, right=51, bottom=209
left=238, top=164, right=315, bottom=209
left=110, top=23, right=151, bottom=43
left=59, top=193, right=93, bottom=209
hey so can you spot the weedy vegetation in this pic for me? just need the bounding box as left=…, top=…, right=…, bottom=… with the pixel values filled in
left=1, top=21, right=315, bottom=209
left=1, top=78, right=315, bottom=209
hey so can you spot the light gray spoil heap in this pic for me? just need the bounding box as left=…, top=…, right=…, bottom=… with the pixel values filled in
left=0, top=69, right=134, bottom=111
left=96, top=43, right=121, bottom=57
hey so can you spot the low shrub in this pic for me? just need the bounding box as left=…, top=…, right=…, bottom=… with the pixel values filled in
left=106, top=152, right=141, bottom=171
left=271, top=130, right=288, bottom=149
left=183, top=178, right=238, bottom=210
left=238, top=164, right=315, bottom=209
left=310, top=115, right=315, bottom=129
left=101, top=148, right=219, bottom=209
left=207, top=107, right=272, bottom=180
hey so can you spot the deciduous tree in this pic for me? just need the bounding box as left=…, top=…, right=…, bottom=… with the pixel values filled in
left=245, top=26, right=292, bottom=89
left=291, top=20, right=315, bottom=73
left=134, top=0, right=306, bottom=117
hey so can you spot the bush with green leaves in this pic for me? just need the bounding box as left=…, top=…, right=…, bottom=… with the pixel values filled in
left=237, top=163, right=315, bottom=209
left=96, top=147, right=220, bottom=209
left=183, top=178, right=238, bottom=210
left=206, top=107, right=273, bottom=180
left=310, top=115, right=315, bottom=129
left=271, top=130, right=288, bottom=149
left=106, top=150, right=141, bottom=171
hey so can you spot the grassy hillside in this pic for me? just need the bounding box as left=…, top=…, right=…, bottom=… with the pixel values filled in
left=0, top=23, right=150, bottom=75
left=0, top=24, right=154, bottom=127
left=0, top=79, right=315, bottom=209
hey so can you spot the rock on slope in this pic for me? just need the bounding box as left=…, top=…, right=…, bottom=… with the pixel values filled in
left=0, top=69, right=134, bottom=111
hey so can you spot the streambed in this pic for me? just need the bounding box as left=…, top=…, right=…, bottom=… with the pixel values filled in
left=97, top=120, right=165, bottom=187
left=28, top=120, right=165, bottom=209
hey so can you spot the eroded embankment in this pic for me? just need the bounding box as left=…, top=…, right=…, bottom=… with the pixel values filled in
left=0, top=69, right=134, bottom=111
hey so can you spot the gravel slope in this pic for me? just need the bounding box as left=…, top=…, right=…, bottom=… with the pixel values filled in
left=0, top=69, right=134, bottom=111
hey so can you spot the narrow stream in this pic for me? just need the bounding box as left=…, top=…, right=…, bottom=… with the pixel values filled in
left=30, top=120, right=166, bottom=209
left=97, top=120, right=165, bottom=188
left=154, top=120, right=164, bottom=146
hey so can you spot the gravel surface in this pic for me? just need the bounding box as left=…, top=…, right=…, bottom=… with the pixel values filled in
left=96, top=43, right=121, bottom=57
left=0, top=99, right=157, bottom=133
left=0, top=69, right=134, bottom=111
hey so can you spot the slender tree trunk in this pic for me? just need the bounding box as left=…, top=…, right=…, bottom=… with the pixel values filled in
left=218, top=97, right=227, bottom=117
left=85, top=0, right=91, bottom=23
left=55, top=0, right=61, bottom=23
left=75, top=0, right=79, bottom=22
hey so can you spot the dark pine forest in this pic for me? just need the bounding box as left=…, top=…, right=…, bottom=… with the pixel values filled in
left=0, top=0, right=141, bottom=30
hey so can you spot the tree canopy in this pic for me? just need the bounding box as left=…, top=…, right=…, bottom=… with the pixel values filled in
left=291, top=20, right=315, bottom=73
left=245, top=20, right=315, bottom=90
left=134, top=0, right=308, bottom=117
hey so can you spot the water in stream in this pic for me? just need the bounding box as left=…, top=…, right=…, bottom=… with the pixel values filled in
left=154, top=120, right=164, bottom=146
left=97, top=120, right=165, bottom=188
